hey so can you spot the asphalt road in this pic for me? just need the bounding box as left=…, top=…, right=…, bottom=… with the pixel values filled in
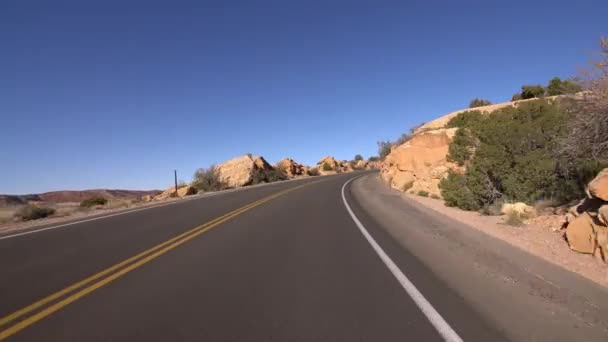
left=0, top=172, right=603, bottom=341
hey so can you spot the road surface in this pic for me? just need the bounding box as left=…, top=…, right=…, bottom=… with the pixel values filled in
left=0, top=172, right=606, bottom=341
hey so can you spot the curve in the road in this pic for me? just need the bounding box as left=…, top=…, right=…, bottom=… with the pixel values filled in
left=342, top=176, right=462, bottom=342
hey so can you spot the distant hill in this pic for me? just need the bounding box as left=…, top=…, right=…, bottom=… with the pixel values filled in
left=0, top=189, right=161, bottom=207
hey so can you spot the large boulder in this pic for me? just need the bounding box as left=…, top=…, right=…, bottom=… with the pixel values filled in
left=565, top=212, right=597, bottom=254
left=381, top=128, right=461, bottom=196
left=215, top=155, right=274, bottom=188
left=276, top=158, right=307, bottom=178
left=589, top=168, right=608, bottom=201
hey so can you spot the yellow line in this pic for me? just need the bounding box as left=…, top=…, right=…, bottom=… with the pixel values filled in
left=0, top=196, right=265, bottom=328
left=0, top=181, right=314, bottom=340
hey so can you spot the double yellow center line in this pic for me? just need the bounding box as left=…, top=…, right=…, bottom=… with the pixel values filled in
left=0, top=181, right=313, bottom=340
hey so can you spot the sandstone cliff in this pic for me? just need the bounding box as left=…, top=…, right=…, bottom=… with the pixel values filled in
left=381, top=97, right=564, bottom=197
left=381, top=128, right=461, bottom=197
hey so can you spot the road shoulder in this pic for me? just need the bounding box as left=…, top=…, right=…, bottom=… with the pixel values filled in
left=350, top=174, right=608, bottom=341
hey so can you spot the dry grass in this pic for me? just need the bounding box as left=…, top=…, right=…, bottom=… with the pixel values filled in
left=104, top=199, right=132, bottom=210
left=0, top=207, right=18, bottom=224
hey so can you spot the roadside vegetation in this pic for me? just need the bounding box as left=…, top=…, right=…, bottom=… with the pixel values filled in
left=80, top=197, right=108, bottom=208
left=469, top=98, right=492, bottom=108
left=253, top=167, right=288, bottom=184
left=511, top=77, right=582, bottom=101
left=14, top=205, right=56, bottom=221
left=192, top=166, right=228, bottom=192
left=417, top=190, right=429, bottom=197
left=308, top=167, right=320, bottom=176
left=439, top=38, right=608, bottom=212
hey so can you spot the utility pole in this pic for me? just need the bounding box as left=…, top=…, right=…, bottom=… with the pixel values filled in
left=174, top=169, right=178, bottom=196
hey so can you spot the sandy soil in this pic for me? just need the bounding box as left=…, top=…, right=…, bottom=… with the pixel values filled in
left=406, top=194, right=608, bottom=288
left=0, top=197, right=183, bottom=236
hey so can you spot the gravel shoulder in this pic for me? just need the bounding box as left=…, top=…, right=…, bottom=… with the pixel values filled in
left=406, top=191, right=608, bottom=288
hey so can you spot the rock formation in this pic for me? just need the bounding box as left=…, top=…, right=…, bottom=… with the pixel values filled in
left=214, top=154, right=274, bottom=188
left=380, top=128, right=460, bottom=197
left=276, top=158, right=308, bottom=177
left=316, top=156, right=352, bottom=174
left=563, top=168, right=608, bottom=262
left=381, top=97, right=578, bottom=197
left=153, top=185, right=197, bottom=201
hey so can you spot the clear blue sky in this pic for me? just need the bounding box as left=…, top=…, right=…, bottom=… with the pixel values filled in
left=1, top=0, right=606, bottom=194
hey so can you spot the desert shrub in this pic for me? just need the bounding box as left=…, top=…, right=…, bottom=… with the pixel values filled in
left=504, top=212, right=524, bottom=226
left=441, top=99, right=599, bottom=211
left=395, top=133, right=411, bottom=145
left=308, top=167, right=320, bottom=176
left=520, top=85, right=545, bottom=99
left=192, top=166, right=228, bottom=192
left=322, top=162, right=333, bottom=171
left=446, top=110, right=485, bottom=129
left=446, top=128, right=477, bottom=166
left=480, top=200, right=504, bottom=216
left=546, top=77, right=582, bottom=96
left=430, top=194, right=441, bottom=200
left=402, top=181, right=414, bottom=192
left=354, top=154, right=363, bottom=161
left=417, top=190, right=429, bottom=197
left=511, top=93, right=523, bottom=101
left=80, top=197, right=108, bottom=208
left=439, top=171, right=480, bottom=210
left=377, top=140, right=393, bottom=159
left=469, top=98, right=492, bottom=108
left=14, top=205, right=56, bottom=221
left=265, top=168, right=288, bottom=183
left=250, top=167, right=288, bottom=185
left=368, top=156, right=380, bottom=162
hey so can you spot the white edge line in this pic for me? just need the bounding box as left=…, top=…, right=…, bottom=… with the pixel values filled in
left=341, top=176, right=463, bottom=342
left=0, top=172, right=358, bottom=241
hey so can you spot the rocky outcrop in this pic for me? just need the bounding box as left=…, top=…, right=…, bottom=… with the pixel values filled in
left=276, top=158, right=308, bottom=178
left=153, top=185, right=197, bottom=201
left=562, top=168, right=608, bottom=261
left=380, top=128, right=461, bottom=197
left=316, top=156, right=352, bottom=174
left=215, top=155, right=274, bottom=188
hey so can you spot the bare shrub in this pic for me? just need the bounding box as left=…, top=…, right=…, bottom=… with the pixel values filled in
left=192, top=166, right=228, bottom=192
left=560, top=37, right=608, bottom=164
